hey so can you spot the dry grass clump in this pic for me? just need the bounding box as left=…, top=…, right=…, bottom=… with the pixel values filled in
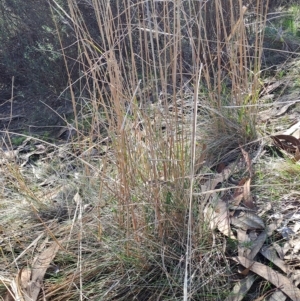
left=0, top=124, right=231, bottom=300
left=0, top=0, right=274, bottom=300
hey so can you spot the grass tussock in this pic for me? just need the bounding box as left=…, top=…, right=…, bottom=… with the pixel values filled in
left=0, top=0, right=283, bottom=300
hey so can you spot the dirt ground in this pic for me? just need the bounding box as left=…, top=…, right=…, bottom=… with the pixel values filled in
left=0, top=92, right=74, bottom=143
left=0, top=34, right=299, bottom=147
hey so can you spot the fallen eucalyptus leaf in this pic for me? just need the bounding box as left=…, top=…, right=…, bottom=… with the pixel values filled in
left=232, top=256, right=300, bottom=301
left=260, top=246, right=288, bottom=273
left=248, top=231, right=267, bottom=260
left=237, top=229, right=251, bottom=258
left=224, top=274, right=256, bottom=301
left=18, top=242, right=60, bottom=301
left=204, top=198, right=235, bottom=239
left=231, top=212, right=265, bottom=230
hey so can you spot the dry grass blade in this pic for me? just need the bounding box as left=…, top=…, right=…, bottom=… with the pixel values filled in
left=233, top=256, right=300, bottom=301
left=8, top=233, right=44, bottom=267
left=1, top=276, right=16, bottom=301
left=184, top=64, right=202, bottom=301
left=1, top=0, right=288, bottom=299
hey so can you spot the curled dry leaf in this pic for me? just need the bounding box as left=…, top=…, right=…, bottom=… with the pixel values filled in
left=271, top=134, right=300, bottom=161
left=242, top=179, right=255, bottom=209
left=18, top=242, right=60, bottom=301
left=280, top=226, right=295, bottom=239
left=232, top=178, right=255, bottom=209
left=239, top=145, right=253, bottom=178
left=204, top=198, right=235, bottom=239
left=266, top=220, right=283, bottom=237
left=258, top=202, right=272, bottom=217
left=232, top=182, right=245, bottom=207
left=293, top=222, right=300, bottom=233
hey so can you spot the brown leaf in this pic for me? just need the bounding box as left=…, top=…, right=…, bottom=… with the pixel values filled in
left=237, top=229, right=250, bottom=258
left=240, top=146, right=253, bottom=177
left=247, top=231, right=267, bottom=260
left=232, top=256, right=300, bottom=301
left=19, top=242, right=60, bottom=301
left=240, top=262, right=255, bottom=276
left=260, top=246, right=288, bottom=274
left=232, top=180, right=246, bottom=207
left=17, top=268, right=32, bottom=301
left=294, top=147, right=300, bottom=162
left=216, top=162, right=227, bottom=173
left=195, top=144, right=206, bottom=172
left=199, top=164, right=234, bottom=204
left=271, top=135, right=300, bottom=154
left=204, top=199, right=235, bottom=239
left=215, top=200, right=235, bottom=238
left=242, top=179, right=255, bottom=209
left=2, top=284, right=15, bottom=301
left=232, top=178, right=254, bottom=209
left=232, top=192, right=244, bottom=207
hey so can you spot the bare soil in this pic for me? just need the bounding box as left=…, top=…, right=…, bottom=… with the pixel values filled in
left=0, top=93, right=74, bottom=143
